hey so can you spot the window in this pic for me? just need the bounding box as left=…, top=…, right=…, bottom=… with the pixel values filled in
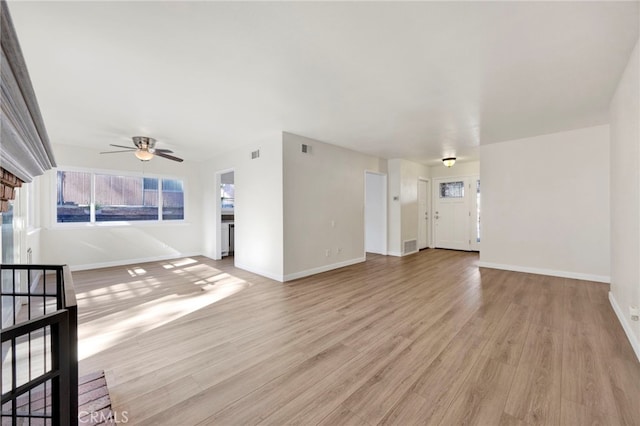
left=439, top=181, right=464, bottom=198
left=95, top=175, right=158, bottom=222
left=57, top=171, right=91, bottom=222
left=220, top=183, right=234, bottom=210
left=162, top=179, right=184, bottom=220
left=56, top=170, right=184, bottom=224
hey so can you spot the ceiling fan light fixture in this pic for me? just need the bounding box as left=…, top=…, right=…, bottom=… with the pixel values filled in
left=135, top=149, right=154, bottom=161
left=442, top=157, right=456, bottom=167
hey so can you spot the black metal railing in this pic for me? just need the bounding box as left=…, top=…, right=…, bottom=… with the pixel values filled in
left=1, top=265, right=77, bottom=426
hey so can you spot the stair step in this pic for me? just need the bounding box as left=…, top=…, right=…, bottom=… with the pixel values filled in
left=78, top=371, right=114, bottom=425
left=10, top=371, right=112, bottom=424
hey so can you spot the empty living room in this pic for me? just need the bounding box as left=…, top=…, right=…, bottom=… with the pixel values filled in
left=1, top=1, right=639, bottom=425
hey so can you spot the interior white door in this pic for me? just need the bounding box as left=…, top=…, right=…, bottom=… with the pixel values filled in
left=418, top=179, right=430, bottom=249
left=434, top=178, right=470, bottom=251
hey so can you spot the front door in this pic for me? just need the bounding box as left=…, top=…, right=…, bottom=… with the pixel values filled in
left=434, top=178, right=470, bottom=250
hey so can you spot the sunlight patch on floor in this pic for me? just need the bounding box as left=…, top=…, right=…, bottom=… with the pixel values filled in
left=162, top=258, right=198, bottom=269
left=78, top=274, right=250, bottom=360
left=127, top=267, right=148, bottom=277
left=76, top=278, right=162, bottom=302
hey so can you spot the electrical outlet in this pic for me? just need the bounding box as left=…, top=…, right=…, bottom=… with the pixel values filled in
left=325, top=249, right=330, bottom=257
left=337, top=247, right=342, bottom=254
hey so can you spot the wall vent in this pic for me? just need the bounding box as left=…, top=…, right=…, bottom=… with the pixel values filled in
left=403, top=239, right=418, bottom=255
left=301, top=144, right=311, bottom=154
left=251, top=150, right=260, bottom=159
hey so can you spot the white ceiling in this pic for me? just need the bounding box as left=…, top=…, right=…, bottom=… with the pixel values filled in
left=8, top=1, right=639, bottom=165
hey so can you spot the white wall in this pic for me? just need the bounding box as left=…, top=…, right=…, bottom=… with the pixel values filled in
left=387, top=159, right=402, bottom=256
left=25, top=176, right=43, bottom=263
left=479, top=125, right=610, bottom=282
left=609, top=38, right=640, bottom=360
left=387, top=159, right=430, bottom=255
left=429, top=160, right=479, bottom=179
left=38, top=144, right=203, bottom=269
left=201, top=137, right=284, bottom=281
left=282, top=133, right=385, bottom=280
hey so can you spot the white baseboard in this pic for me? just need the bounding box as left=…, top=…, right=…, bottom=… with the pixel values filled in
left=477, top=261, right=610, bottom=283
left=70, top=252, right=203, bottom=271
left=234, top=262, right=284, bottom=282
left=609, top=291, right=640, bottom=363
left=387, top=251, right=402, bottom=257
left=283, top=257, right=366, bottom=282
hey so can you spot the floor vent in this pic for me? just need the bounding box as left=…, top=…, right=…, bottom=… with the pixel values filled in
left=403, top=239, right=418, bottom=255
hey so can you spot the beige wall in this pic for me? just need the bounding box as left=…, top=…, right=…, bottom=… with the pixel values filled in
left=430, top=161, right=479, bottom=179
left=387, top=159, right=402, bottom=255
left=609, top=37, right=640, bottom=359
left=480, top=125, right=610, bottom=281
left=282, top=132, right=385, bottom=280
left=387, top=158, right=430, bottom=255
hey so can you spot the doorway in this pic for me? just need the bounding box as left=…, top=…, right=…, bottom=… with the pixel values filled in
left=365, top=172, right=387, bottom=255
left=418, top=178, right=430, bottom=250
left=214, top=169, right=235, bottom=260
left=220, top=171, right=234, bottom=258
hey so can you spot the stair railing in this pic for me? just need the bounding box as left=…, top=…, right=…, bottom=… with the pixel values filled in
left=1, top=264, right=78, bottom=426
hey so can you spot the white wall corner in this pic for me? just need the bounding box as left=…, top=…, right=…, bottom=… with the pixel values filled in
left=609, top=291, right=640, bottom=363
left=234, top=262, right=285, bottom=283
left=283, top=257, right=366, bottom=282
left=477, top=261, right=611, bottom=284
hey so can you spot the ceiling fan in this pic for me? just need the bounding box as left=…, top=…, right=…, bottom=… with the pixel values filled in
left=100, top=136, right=184, bottom=162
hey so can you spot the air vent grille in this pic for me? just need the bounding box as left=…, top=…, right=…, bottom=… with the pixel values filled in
left=251, top=150, right=260, bottom=159
left=301, top=144, right=311, bottom=154
left=403, top=239, right=418, bottom=255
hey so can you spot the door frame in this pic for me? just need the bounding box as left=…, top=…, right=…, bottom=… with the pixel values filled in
left=364, top=170, right=388, bottom=256
left=417, top=177, right=431, bottom=249
left=470, top=175, right=480, bottom=251
left=214, top=168, right=235, bottom=260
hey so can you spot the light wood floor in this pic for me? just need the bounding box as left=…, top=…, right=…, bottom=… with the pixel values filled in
left=74, top=250, right=640, bottom=425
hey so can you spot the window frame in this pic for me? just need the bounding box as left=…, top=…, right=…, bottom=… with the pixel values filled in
left=439, top=181, right=465, bottom=199
left=52, top=166, right=187, bottom=227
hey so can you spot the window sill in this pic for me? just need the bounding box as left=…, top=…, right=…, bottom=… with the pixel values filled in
left=49, top=220, right=190, bottom=230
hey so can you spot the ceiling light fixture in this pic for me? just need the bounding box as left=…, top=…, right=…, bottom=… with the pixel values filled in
left=442, top=157, right=456, bottom=167
left=135, top=149, right=154, bottom=161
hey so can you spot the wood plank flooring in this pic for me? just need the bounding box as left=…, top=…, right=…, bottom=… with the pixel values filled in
left=73, top=249, right=640, bottom=425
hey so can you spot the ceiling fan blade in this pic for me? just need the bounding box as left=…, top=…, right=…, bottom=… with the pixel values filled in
left=110, top=144, right=136, bottom=150
left=154, top=148, right=174, bottom=154
left=100, top=150, right=135, bottom=154
left=155, top=151, right=184, bottom=162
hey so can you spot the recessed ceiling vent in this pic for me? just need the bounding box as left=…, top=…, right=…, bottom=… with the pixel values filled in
left=251, top=150, right=260, bottom=159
